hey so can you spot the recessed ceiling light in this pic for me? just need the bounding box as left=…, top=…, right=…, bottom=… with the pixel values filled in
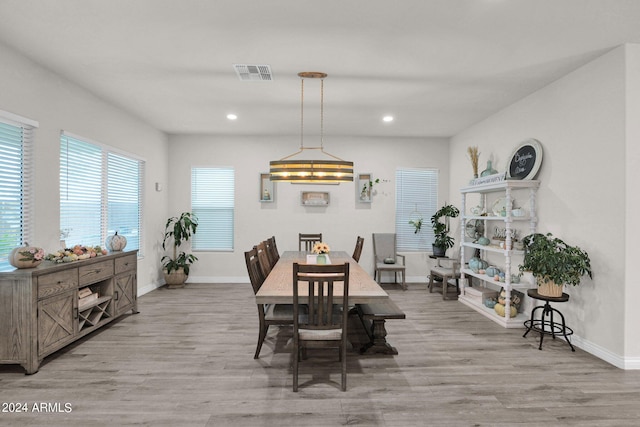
left=382, top=115, right=394, bottom=122
left=227, top=114, right=238, bottom=120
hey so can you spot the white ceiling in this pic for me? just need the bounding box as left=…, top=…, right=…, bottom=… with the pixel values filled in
left=2, top=0, right=640, bottom=138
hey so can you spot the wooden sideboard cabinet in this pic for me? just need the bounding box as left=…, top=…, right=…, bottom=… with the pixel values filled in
left=0, top=250, right=138, bottom=374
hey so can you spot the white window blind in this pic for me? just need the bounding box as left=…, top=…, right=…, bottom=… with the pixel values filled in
left=395, top=168, right=438, bottom=251
left=60, top=133, right=144, bottom=253
left=0, top=112, right=37, bottom=271
left=108, top=153, right=143, bottom=252
left=191, top=167, right=234, bottom=251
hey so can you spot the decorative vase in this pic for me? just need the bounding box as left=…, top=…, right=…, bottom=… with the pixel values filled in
left=480, top=160, right=498, bottom=177
left=537, top=278, right=563, bottom=297
left=316, top=254, right=327, bottom=264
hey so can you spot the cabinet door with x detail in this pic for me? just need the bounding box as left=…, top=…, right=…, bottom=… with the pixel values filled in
left=38, top=289, right=77, bottom=357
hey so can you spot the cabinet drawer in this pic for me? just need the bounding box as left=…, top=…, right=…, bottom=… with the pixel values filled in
left=38, top=269, right=79, bottom=299
left=79, top=260, right=114, bottom=285
left=115, top=254, right=137, bottom=274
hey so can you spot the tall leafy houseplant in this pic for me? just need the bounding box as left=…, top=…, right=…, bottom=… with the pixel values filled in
left=519, top=232, right=592, bottom=297
left=430, top=204, right=460, bottom=257
left=162, top=212, right=198, bottom=288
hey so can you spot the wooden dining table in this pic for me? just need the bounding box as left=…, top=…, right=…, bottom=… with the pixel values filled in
left=255, top=251, right=389, bottom=304
left=256, top=251, right=405, bottom=355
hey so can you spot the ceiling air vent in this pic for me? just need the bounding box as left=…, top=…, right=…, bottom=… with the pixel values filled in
left=233, top=64, right=273, bottom=81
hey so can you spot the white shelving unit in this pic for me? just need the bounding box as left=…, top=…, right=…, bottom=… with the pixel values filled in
left=459, top=179, right=540, bottom=328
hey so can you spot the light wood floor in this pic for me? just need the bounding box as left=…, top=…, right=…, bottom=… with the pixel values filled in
left=2, top=282, right=640, bottom=426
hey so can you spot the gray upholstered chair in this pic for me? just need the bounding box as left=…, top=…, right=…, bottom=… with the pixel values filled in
left=292, top=262, right=350, bottom=392
left=372, top=233, right=406, bottom=290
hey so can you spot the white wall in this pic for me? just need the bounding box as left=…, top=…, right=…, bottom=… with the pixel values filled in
left=450, top=45, right=639, bottom=368
left=624, top=44, right=640, bottom=362
left=166, top=134, right=450, bottom=282
left=0, top=41, right=170, bottom=293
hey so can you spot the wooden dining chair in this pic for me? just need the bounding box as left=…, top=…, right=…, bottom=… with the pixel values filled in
left=265, top=236, right=279, bottom=268
left=298, top=233, right=322, bottom=252
left=244, top=247, right=296, bottom=359
left=292, top=262, right=350, bottom=392
left=352, top=236, right=365, bottom=262
left=254, top=241, right=272, bottom=279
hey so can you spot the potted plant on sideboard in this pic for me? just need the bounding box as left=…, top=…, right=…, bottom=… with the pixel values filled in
left=430, top=204, right=460, bottom=257
left=519, top=232, right=592, bottom=297
left=162, top=212, right=199, bottom=288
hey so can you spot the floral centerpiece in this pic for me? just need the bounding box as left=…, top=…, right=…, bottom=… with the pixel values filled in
left=312, top=242, right=330, bottom=254
left=46, top=245, right=108, bottom=263
left=312, top=242, right=330, bottom=265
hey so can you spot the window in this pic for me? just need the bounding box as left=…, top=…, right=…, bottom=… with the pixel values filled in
left=191, top=167, right=234, bottom=251
left=0, top=111, right=37, bottom=271
left=395, top=168, right=438, bottom=251
left=60, top=132, right=144, bottom=253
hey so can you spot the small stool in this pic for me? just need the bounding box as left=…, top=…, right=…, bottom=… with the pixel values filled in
left=428, top=256, right=460, bottom=300
left=523, top=289, right=575, bottom=352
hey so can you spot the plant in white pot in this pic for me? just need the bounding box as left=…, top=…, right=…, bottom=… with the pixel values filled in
left=519, top=232, right=592, bottom=297
left=162, top=212, right=198, bottom=288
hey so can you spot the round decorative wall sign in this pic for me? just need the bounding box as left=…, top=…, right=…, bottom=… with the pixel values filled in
left=507, top=138, right=543, bottom=180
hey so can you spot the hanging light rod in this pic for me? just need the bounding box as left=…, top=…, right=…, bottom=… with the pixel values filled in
left=270, top=72, right=353, bottom=184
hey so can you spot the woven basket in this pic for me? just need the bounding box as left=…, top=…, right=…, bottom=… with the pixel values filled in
left=537, top=278, right=563, bottom=297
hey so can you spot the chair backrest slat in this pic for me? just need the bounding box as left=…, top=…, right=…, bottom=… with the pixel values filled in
left=298, top=233, right=322, bottom=252
left=255, top=241, right=272, bottom=278
left=265, top=236, right=280, bottom=267
left=244, top=247, right=265, bottom=294
left=293, top=263, right=349, bottom=330
left=352, top=236, right=364, bottom=262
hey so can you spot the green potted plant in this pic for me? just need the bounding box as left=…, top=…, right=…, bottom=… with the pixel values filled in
left=519, top=232, right=592, bottom=297
left=430, top=204, right=460, bottom=257
left=162, top=212, right=198, bottom=288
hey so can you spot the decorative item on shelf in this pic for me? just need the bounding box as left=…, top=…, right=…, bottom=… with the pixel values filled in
left=45, top=245, right=108, bottom=263
left=430, top=204, right=460, bottom=257
left=269, top=72, right=353, bottom=184
left=9, top=243, right=45, bottom=269
left=468, top=257, right=489, bottom=273
left=519, top=232, right=592, bottom=297
left=485, top=266, right=501, bottom=278
left=467, top=146, right=480, bottom=179
left=312, top=242, right=331, bottom=264
left=466, top=219, right=485, bottom=241
left=468, top=172, right=506, bottom=186
left=484, top=297, right=497, bottom=308
left=507, top=138, right=543, bottom=180
left=494, top=289, right=524, bottom=318
left=162, top=212, right=199, bottom=288
left=476, top=236, right=490, bottom=246
left=263, top=188, right=271, bottom=201
left=480, top=160, right=498, bottom=177
left=493, top=227, right=518, bottom=241
left=469, top=205, right=483, bottom=216
left=361, top=178, right=380, bottom=201
left=105, top=231, right=127, bottom=251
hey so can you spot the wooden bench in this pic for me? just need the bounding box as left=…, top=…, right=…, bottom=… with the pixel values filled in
left=355, top=299, right=406, bottom=355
